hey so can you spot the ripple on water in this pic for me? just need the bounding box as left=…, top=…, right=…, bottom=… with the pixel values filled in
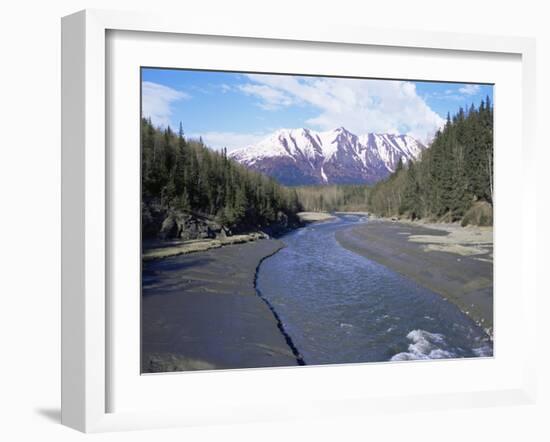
left=257, top=216, right=493, bottom=365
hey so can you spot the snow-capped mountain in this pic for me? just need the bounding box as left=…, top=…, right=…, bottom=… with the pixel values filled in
left=229, top=127, right=426, bottom=185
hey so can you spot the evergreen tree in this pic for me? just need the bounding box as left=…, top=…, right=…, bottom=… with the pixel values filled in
left=141, top=118, right=302, bottom=235
left=368, top=100, right=493, bottom=223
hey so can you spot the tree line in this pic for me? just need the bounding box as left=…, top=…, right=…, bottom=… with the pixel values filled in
left=368, top=98, right=493, bottom=224
left=294, top=185, right=370, bottom=212
left=141, top=118, right=302, bottom=233
left=142, top=96, right=493, bottom=232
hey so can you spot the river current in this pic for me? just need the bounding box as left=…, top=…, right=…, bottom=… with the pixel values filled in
left=256, top=215, right=493, bottom=365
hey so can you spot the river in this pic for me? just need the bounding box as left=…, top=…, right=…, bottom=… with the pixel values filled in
left=256, top=214, right=493, bottom=365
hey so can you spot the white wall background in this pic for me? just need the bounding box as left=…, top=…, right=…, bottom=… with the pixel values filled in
left=0, top=1, right=547, bottom=440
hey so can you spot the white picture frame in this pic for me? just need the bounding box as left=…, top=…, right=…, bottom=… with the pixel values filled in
left=61, top=9, right=538, bottom=433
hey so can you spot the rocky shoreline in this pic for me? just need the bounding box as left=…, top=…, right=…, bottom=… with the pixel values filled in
left=142, top=205, right=303, bottom=260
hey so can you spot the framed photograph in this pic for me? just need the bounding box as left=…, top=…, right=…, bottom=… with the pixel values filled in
left=61, top=9, right=537, bottom=432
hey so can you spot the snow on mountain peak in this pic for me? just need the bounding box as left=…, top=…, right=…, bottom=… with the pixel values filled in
left=229, top=127, right=426, bottom=186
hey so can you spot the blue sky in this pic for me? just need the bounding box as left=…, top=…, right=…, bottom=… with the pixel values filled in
left=141, top=68, right=493, bottom=150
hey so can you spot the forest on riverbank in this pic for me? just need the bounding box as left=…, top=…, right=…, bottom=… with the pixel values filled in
left=294, top=185, right=370, bottom=212
left=141, top=118, right=302, bottom=239
left=289, top=99, right=494, bottom=226
left=142, top=97, right=493, bottom=241
left=368, top=98, right=493, bottom=225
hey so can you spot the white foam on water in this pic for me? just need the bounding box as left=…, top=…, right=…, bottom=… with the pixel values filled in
left=390, top=329, right=456, bottom=361
left=472, top=341, right=493, bottom=357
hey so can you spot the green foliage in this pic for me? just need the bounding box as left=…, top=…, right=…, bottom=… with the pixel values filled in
left=294, top=185, right=370, bottom=212
left=142, top=98, right=493, bottom=229
left=368, top=99, right=493, bottom=223
left=141, top=118, right=302, bottom=230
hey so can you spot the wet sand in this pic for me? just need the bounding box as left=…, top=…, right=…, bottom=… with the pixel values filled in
left=335, top=220, right=493, bottom=338
left=142, top=239, right=300, bottom=373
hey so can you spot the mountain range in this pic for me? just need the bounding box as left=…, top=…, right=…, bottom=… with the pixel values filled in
left=228, top=127, right=426, bottom=186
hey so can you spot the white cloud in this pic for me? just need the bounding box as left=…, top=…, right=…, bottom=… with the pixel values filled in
left=220, top=84, right=232, bottom=93
left=240, top=74, right=444, bottom=143
left=188, top=131, right=267, bottom=152
left=141, top=81, right=189, bottom=128
left=427, top=91, right=464, bottom=101
left=458, top=84, right=480, bottom=95
left=238, top=84, right=294, bottom=110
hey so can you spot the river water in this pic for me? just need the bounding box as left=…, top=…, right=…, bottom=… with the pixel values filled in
left=256, top=215, right=493, bottom=365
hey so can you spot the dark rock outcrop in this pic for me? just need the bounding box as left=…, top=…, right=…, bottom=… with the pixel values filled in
left=143, top=201, right=301, bottom=242
left=142, top=200, right=230, bottom=241
left=158, top=210, right=230, bottom=240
